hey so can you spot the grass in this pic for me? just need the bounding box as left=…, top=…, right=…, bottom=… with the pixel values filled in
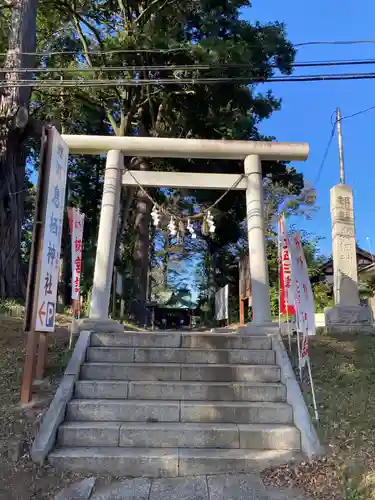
left=309, top=333, right=375, bottom=499
left=0, top=315, right=87, bottom=499
left=264, top=332, right=375, bottom=500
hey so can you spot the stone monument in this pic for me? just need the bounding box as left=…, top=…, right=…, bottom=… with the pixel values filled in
left=325, top=184, right=373, bottom=332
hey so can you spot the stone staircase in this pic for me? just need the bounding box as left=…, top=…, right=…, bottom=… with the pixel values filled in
left=48, top=330, right=302, bottom=476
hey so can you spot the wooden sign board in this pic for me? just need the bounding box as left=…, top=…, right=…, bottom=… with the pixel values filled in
left=21, top=126, right=69, bottom=404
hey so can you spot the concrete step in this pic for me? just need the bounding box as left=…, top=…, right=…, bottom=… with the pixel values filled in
left=80, top=363, right=280, bottom=382
left=180, top=334, right=271, bottom=350
left=66, top=400, right=293, bottom=424
left=66, top=399, right=180, bottom=423
left=74, top=380, right=286, bottom=402
left=91, top=332, right=272, bottom=350
left=48, top=447, right=300, bottom=476
left=91, top=332, right=182, bottom=348
left=58, top=422, right=301, bottom=450
left=178, top=448, right=300, bottom=476
left=180, top=401, right=293, bottom=424
left=86, top=347, right=275, bottom=365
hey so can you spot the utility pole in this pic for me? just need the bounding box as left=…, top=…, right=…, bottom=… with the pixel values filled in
left=336, top=107, right=346, bottom=184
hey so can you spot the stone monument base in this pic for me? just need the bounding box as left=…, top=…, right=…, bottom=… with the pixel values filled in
left=70, top=318, right=125, bottom=335
left=237, top=322, right=281, bottom=336
left=324, top=305, right=374, bottom=334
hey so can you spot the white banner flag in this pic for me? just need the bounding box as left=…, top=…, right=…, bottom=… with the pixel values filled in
left=215, top=285, right=229, bottom=321
left=290, top=232, right=316, bottom=367
left=278, top=215, right=295, bottom=316
left=68, top=207, right=85, bottom=303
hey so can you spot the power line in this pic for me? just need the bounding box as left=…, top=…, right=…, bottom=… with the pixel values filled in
left=294, top=39, right=375, bottom=47
left=4, top=72, right=375, bottom=88
left=3, top=58, right=375, bottom=74
left=313, top=125, right=336, bottom=186
left=339, top=104, right=375, bottom=121
left=314, top=104, right=375, bottom=186
left=2, top=39, right=375, bottom=57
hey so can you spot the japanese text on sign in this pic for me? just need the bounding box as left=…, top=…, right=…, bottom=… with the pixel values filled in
left=278, top=216, right=295, bottom=316
left=35, top=128, right=68, bottom=332
left=68, top=207, right=85, bottom=304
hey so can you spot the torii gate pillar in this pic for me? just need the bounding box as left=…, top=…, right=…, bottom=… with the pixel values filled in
left=245, top=155, right=271, bottom=324
left=90, top=150, right=123, bottom=319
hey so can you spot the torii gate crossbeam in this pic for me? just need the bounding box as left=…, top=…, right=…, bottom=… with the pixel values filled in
left=62, top=135, right=309, bottom=326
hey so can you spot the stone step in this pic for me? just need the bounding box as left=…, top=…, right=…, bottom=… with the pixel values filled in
left=180, top=401, right=293, bottom=424
left=86, top=347, right=275, bottom=365
left=80, top=363, right=280, bottom=382
left=66, top=400, right=293, bottom=424
left=74, top=380, right=286, bottom=402
left=91, top=332, right=272, bottom=350
left=58, top=422, right=301, bottom=450
left=48, top=447, right=300, bottom=477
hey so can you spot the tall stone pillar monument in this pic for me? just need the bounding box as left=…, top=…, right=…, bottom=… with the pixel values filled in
left=325, top=184, right=373, bottom=332
left=331, top=185, right=359, bottom=306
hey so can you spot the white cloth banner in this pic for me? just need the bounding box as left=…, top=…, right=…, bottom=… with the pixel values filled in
left=278, top=215, right=295, bottom=315
left=68, top=208, right=85, bottom=301
left=290, top=232, right=316, bottom=367
left=215, top=285, right=229, bottom=321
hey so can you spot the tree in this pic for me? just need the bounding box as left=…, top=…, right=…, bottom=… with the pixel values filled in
left=23, top=0, right=304, bottom=322
left=0, top=0, right=38, bottom=298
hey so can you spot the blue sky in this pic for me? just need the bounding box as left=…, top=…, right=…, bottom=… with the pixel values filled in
left=243, top=0, right=375, bottom=256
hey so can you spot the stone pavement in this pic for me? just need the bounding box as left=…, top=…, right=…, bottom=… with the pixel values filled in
left=55, top=474, right=306, bottom=500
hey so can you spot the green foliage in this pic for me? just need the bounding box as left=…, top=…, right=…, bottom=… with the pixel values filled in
left=269, top=285, right=279, bottom=317
left=0, top=299, right=25, bottom=318
left=313, top=282, right=333, bottom=312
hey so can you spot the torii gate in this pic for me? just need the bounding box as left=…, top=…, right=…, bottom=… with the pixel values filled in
left=63, top=135, right=309, bottom=325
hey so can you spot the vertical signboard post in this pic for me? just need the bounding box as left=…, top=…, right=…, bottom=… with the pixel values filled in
left=21, top=127, right=68, bottom=404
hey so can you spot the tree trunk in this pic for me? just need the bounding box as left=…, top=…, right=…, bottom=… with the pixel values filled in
left=0, top=0, right=37, bottom=299
left=132, top=159, right=152, bottom=324
left=0, top=135, right=27, bottom=297
left=162, top=231, right=169, bottom=289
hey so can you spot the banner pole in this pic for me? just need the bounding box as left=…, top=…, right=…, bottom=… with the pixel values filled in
left=286, top=311, right=292, bottom=353
left=307, top=357, right=319, bottom=421
left=295, top=317, right=302, bottom=381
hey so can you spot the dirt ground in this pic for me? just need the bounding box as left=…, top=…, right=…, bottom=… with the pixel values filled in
left=0, top=315, right=89, bottom=499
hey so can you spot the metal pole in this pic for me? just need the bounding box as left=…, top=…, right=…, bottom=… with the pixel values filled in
left=336, top=107, right=346, bottom=184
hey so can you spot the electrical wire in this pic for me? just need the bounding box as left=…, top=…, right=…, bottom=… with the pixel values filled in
left=5, top=72, right=375, bottom=88
left=313, top=125, right=336, bottom=186
left=338, top=104, right=375, bottom=121
left=2, top=38, right=375, bottom=57
left=314, top=104, right=375, bottom=186
left=294, top=39, right=375, bottom=47
left=3, top=58, right=375, bottom=74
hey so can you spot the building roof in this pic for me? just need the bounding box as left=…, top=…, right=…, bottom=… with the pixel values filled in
left=155, top=289, right=195, bottom=310
left=320, top=247, right=375, bottom=273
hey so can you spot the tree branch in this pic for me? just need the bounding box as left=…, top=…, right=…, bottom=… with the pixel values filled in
left=51, top=0, right=104, bottom=49
left=72, top=12, right=94, bottom=67
left=134, top=0, right=177, bottom=25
